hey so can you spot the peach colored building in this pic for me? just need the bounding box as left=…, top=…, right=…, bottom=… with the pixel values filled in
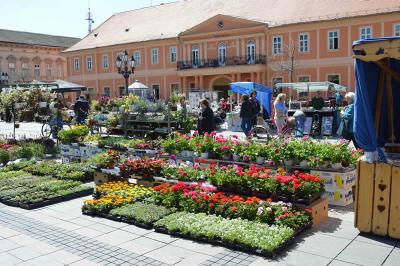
left=0, top=29, right=79, bottom=84
left=64, top=0, right=400, bottom=100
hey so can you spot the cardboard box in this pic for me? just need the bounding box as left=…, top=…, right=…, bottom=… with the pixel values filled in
left=323, top=188, right=353, bottom=206
left=80, top=146, right=91, bottom=158
left=311, top=169, right=357, bottom=190
left=296, top=198, right=328, bottom=225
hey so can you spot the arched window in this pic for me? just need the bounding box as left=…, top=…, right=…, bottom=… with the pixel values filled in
left=191, top=45, right=200, bottom=67
left=246, top=40, right=256, bottom=64
left=218, top=42, right=226, bottom=66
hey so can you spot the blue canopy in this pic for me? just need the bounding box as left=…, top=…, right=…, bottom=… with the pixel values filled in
left=229, top=82, right=273, bottom=116
left=353, top=37, right=400, bottom=157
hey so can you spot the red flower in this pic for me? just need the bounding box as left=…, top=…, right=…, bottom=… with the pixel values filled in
left=230, top=206, right=238, bottom=212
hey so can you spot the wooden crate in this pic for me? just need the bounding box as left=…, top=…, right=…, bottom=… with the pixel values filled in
left=296, top=198, right=328, bottom=225
left=355, top=161, right=400, bottom=239
left=94, top=171, right=123, bottom=185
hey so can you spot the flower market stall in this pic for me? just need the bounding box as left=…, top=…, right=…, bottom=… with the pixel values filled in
left=226, top=82, right=273, bottom=131
left=353, top=37, right=400, bottom=239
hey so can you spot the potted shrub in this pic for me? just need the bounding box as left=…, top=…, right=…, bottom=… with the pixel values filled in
left=58, top=125, right=90, bottom=145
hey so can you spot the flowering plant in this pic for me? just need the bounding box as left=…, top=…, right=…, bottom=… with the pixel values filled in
left=120, top=158, right=166, bottom=179
left=152, top=182, right=310, bottom=229
left=275, top=170, right=324, bottom=200
left=90, top=150, right=120, bottom=169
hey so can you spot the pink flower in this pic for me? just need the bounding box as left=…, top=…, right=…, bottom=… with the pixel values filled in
left=170, top=154, right=177, bottom=161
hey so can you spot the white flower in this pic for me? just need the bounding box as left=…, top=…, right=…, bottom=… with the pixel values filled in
left=257, top=207, right=264, bottom=215
left=282, top=206, right=288, bottom=211
left=266, top=207, right=272, bottom=212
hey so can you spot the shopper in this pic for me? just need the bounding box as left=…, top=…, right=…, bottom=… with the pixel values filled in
left=340, top=92, right=359, bottom=148
left=75, top=95, right=89, bottom=124
left=177, top=96, right=189, bottom=118
left=335, top=91, right=343, bottom=107
left=293, top=110, right=306, bottom=137
left=311, top=91, right=325, bottom=110
left=240, top=95, right=253, bottom=137
left=49, top=94, right=65, bottom=138
left=274, top=93, right=288, bottom=136
left=250, top=90, right=260, bottom=126
left=197, top=99, right=214, bottom=135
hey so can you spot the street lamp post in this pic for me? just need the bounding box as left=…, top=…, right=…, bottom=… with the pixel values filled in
left=116, top=50, right=136, bottom=96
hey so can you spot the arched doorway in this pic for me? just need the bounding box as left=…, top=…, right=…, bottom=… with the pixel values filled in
left=211, top=76, right=232, bottom=100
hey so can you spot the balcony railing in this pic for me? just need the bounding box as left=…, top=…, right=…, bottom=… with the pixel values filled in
left=177, top=54, right=266, bottom=70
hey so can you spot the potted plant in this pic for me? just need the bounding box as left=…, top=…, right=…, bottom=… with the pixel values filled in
left=232, top=141, right=242, bottom=162
left=198, top=135, right=214, bottom=159
left=90, top=150, right=120, bottom=169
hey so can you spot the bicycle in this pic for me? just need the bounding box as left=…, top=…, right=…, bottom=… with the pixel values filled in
left=40, top=115, right=71, bottom=139
left=250, top=118, right=293, bottom=140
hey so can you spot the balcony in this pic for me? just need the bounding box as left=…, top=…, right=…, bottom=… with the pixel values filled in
left=177, top=54, right=266, bottom=70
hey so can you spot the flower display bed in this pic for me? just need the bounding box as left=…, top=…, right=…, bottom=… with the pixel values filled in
left=154, top=212, right=311, bottom=258
left=0, top=171, right=92, bottom=209
left=161, top=164, right=324, bottom=205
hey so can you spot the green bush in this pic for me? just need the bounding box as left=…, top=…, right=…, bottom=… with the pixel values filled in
left=0, top=149, right=10, bottom=165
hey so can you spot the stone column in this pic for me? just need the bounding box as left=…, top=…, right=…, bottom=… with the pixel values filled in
left=199, top=75, right=204, bottom=90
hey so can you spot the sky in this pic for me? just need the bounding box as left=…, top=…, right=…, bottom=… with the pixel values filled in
left=0, top=0, right=176, bottom=38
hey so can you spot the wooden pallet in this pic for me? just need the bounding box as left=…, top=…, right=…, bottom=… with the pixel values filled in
left=355, top=161, right=400, bottom=239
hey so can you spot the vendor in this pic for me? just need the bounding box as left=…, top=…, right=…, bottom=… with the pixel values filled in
left=311, top=91, right=325, bottom=110
left=341, top=92, right=359, bottom=148
left=197, top=99, right=215, bottom=135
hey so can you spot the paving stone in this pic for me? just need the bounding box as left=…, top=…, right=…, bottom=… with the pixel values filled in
left=354, top=234, right=399, bottom=248
left=8, top=246, right=42, bottom=261
left=95, top=230, right=139, bottom=245
left=250, top=250, right=331, bottom=266
left=22, top=255, right=65, bottom=266
left=383, top=249, right=400, bottom=266
left=337, top=240, right=393, bottom=265
left=172, top=238, right=225, bottom=256
left=120, top=236, right=165, bottom=255
left=329, top=260, right=361, bottom=266
left=0, top=252, right=23, bottom=266
left=121, top=224, right=153, bottom=236
left=73, top=227, right=105, bottom=238
left=294, top=232, right=352, bottom=258
left=146, top=231, right=178, bottom=243
left=0, top=239, right=21, bottom=252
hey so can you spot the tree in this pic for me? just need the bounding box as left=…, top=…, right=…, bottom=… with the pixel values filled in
left=270, top=39, right=300, bottom=84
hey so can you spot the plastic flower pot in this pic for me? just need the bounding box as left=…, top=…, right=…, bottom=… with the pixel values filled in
left=331, top=162, right=343, bottom=170
left=284, top=159, right=294, bottom=167
left=186, top=151, right=195, bottom=157
left=233, top=154, right=240, bottom=162
left=200, top=152, right=209, bottom=159
left=299, top=160, right=308, bottom=168
left=256, top=157, right=265, bottom=165
left=319, top=161, right=330, bottom=168
left=223, top=154, right=231, bottom=161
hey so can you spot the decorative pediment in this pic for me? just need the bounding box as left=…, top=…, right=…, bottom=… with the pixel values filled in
left=179, top=14, right=266, bottom=36
left=6, top=55, right=16, bottom=62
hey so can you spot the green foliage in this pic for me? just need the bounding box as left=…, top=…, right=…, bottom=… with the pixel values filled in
left=155, top=212, right=294, bottom=254
left=0, top=149, right=10, bottom=165
left=58, top=125, right=90, bottom=144
left=110, top=202, right=172, bottom=224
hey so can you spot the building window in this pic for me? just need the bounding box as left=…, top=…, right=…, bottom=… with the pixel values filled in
left=102, top=54, right=109, bottom=69
left=152, top=84, right=160, bottom=100
left=299, top=33, right=309, bottom=53
left=86, top=56, right=93, bottom=71
left=298, top=76, right=310, bottom=82
left=360, top=26, right=372, bottom=39
left=272, top=36, right=282, bottom=55
left=21, top=63, right=29, bottom=71
left=394, top=24, right=400, bottom=36
left=103, top=87, right=111, bottom=97
left=119, top=87, right=125, bottom=97
left=191, top=46, right=200, bottom=67
left=328, top=31, right=339, bottom=50
left=47, top=64, right=52, bottom=77
left=272, top=77, right=283, bottom=96
left=246, top=40, right=256, bottom=64
left=34, top=64, right=40, bottom=78
left=298, top=76, right=310, bottom=99
left=134, top=51, right=141, bottom=66
left=87, top=88, right=94, bottom=100
left=151, top=48, right=159, bottom=64
left=57, top=65, right=63, bottom=77
left=8, top=62, right=16, bottom=72
left=73, top=58, right=80, bottom=71
left=328, top=74, right=340, bottom=85
left=170, top=47, right=177, bottom=64
left=170, top=83, right=179, bottom=95
left=218, top=43, right=226, bottom=66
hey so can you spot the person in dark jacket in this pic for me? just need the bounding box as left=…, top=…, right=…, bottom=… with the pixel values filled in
left=240, top=95, right=253, bottom=137
left=74, top=95, right=90, bottom=124
left=197, top=99, right=215, bottom=135
left=250, top=90, right=261, bottom=126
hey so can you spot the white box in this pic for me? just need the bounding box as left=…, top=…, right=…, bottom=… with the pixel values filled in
left=322, top=188, right=353, bottom=206
left=72, top=147, right=81, bottom=157
left=60, top=144, right=73, bottom=156
left=311, top=169, right=356, bottom=190
left=80, top=146, right=90, bottom=158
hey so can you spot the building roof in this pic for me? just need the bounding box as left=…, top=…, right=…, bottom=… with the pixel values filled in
left=65, top=0, right=400, bottom=52
left=0, top=29, right=80, bottom=48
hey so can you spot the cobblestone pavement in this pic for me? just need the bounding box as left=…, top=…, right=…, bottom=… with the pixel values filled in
left=0, top=197, right=399, bottom=265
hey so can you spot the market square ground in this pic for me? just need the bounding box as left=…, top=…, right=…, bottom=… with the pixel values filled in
left=0, top=196, right=398, bottom=266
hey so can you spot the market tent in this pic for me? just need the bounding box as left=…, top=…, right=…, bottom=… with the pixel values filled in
left=353, top=37, right=400, bottom=158
left=49, top=80, right=87, bottom=93
left=128, top=80, right=148, bottom=89
left=275, top=82, right=347, bottom=93
left=229, top=82, right=273, bottom=116
left=128, top=80, right=151, bottom=98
